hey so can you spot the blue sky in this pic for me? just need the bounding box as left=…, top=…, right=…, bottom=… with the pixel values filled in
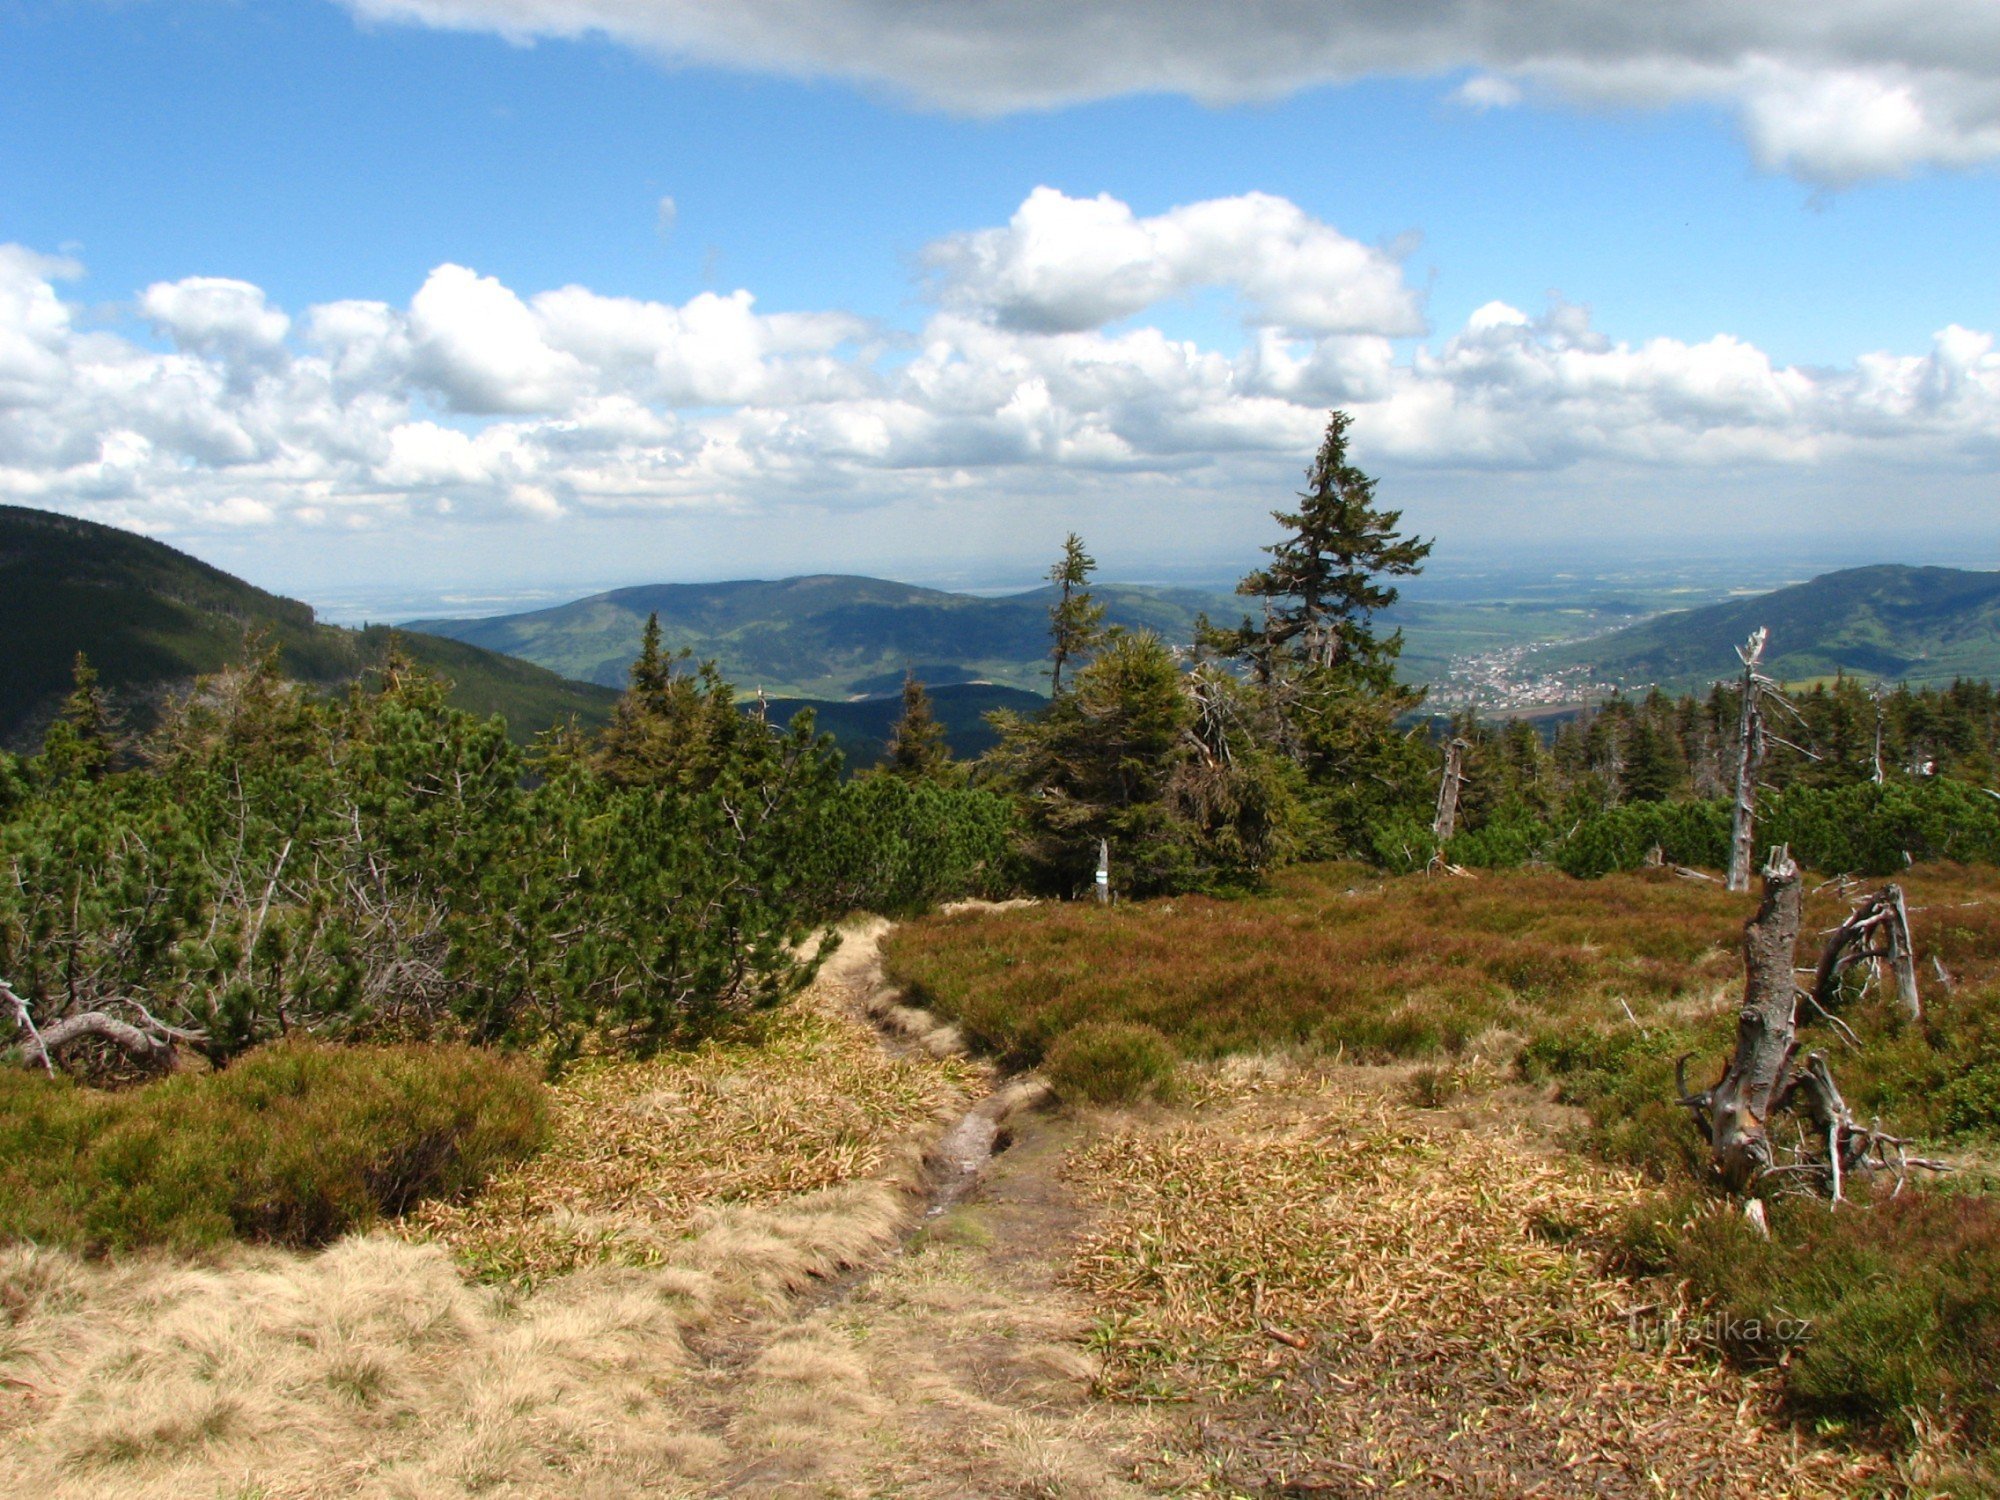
left=3, top=1, right=1998, bottom=611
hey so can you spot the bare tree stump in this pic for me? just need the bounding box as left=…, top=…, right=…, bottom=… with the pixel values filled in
left=1706, top=846, right=1804, bottom=1191
left=1433, top=737, right=1468, bottom=842
left=1678, top=849, right=1949, bottom=1198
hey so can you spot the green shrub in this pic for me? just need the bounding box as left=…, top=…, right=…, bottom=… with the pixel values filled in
left=1766, top=779, right=2000, bottom=873
left=1041, top=1021, right=1178, bottom=1105
left=1621, top=1190, right=2000, bottom=1441
left=1444, top=811, right=1549, bottom=870
left=1552, top=800, right=1731, bottom=879
left=0, top=1042, right=547, bottom=1254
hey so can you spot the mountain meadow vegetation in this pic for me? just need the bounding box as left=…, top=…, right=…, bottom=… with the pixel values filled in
left=3, top=413, right=1999, bottom=1493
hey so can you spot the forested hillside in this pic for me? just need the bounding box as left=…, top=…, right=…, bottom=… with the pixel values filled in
left=0, top=506, right=619, bottom=747
left=408, top=573, right=1238, bottom=698
left=1536, top=564, right=2000, bottom=692
left=764, top=681, right=1043, bottom=768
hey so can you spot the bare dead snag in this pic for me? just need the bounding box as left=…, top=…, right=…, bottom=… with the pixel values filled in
left=1678, top=848, right=1947, bottom=1199
left=1726, top=629, right=1770, bottom=893
left=1432, top=737, right=1468, bottom=842
left=1813, top=883, right=1921, bottom=1021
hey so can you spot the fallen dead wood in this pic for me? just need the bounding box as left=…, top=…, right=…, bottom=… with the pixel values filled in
left=0, top=978, right=202, bottom=1073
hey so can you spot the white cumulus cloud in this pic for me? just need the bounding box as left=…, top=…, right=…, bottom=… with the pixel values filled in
left=340, top=0, right=2000, bottom=184
left=927, top=188, right=1423, bottom=337
left=141, top=277, right=292, bottom=369
left=3, top=187, right=1999, bottom=553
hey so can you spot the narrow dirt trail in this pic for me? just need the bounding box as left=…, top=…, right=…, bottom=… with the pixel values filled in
left=669, top=912, right=1182, bottom=1498
left=685, top=915, right=1889, bottom=1498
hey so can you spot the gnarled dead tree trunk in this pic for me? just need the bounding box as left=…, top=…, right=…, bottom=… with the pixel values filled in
left=1695, top=845, right=1804, bottom=1191
left=1814, top=883, right=1920, bottom=1021
left=1678, top=848, right=1947, bottom=1200
left=2, top=978, right=198, bottom=1074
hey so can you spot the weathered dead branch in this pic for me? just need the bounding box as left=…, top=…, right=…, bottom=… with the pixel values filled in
left=1, top=977, right=202, bottom=1073
left=1813, top=883, right=1921, bottom=1020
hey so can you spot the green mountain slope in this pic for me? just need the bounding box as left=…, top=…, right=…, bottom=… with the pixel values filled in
left=0, top=506, right=619, bottom=748
left=408, top=575, right=1240, bottom=699
left=763, top=683, right=1045, bottom=771
left=1534, top=565, right=2000, bottom=692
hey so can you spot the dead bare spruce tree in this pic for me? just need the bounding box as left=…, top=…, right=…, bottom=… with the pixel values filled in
left=1678, top=846, right=1946, bottom=1202
left=1432, top=736, right=1468, bottom=843
left=1726, top=629, right=1772, bottom=892
left=1723, top=628, right=1822, bottom=892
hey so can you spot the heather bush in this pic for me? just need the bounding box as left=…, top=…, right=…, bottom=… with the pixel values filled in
left=1619, top=1189, right=2000, bottom=1444
left=1041, top=1020, right=1178, bottom=1105
left=0, top=1042, right=547, bottom=1253
left=885, top=864, right=1747, bottom=1067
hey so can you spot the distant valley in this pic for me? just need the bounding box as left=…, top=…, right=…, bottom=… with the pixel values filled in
left=1531, top=564, right=2000, bottom=696
left=9, top=502, right=1997, bottom=770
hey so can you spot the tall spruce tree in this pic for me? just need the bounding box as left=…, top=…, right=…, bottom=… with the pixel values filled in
left=1235, top=411, right=1431, bottom=682
left=1047, top=533, right=1107, bottom=694
left=594, top=613, right=747, bottom=792
left=1216, top=411, right=1432, bottom=784
left=35, top=652, right=117, bottom=783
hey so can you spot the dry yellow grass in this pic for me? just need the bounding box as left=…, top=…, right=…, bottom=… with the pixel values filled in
left=0, top=921, right=991, bottom=1498
left=402, top=975, right=981, bottom=1284
left=1063, top=1061, right=1891, bottom=1497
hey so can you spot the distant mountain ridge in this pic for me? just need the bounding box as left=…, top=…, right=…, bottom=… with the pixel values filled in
left=764, top=682, right=1045, bottom=770
left=408, top=574, right=1243, bottom=700
left=1536, top=564, right=2000, bottom=692
left=0, top=506, right=620, bottom=748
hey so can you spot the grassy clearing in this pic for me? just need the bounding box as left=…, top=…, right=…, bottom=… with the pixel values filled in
left=891, top=860, right=2000, bottom=1475
left=0, top=1043, right=545, bottom=1254
left=1063, top=1064, right=1889, bottom=1495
